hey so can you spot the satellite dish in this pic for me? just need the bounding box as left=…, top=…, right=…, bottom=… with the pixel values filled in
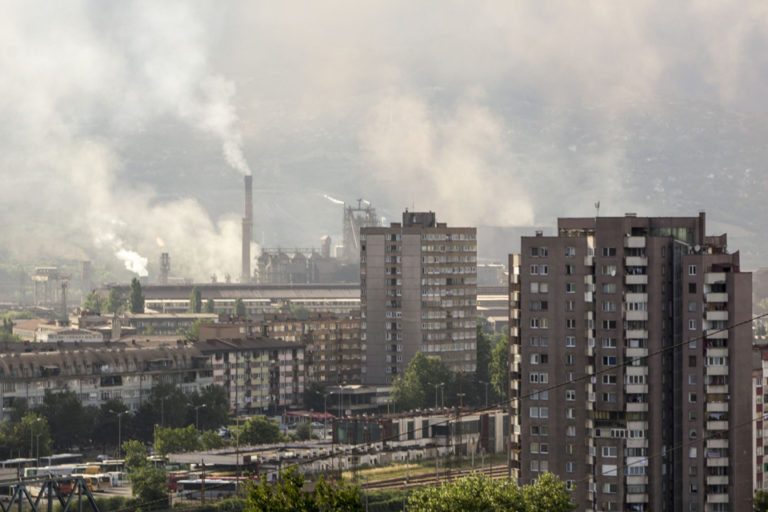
left=694, top=245, right=701, bottom=253
left=611, top=269, right=616, bottom=277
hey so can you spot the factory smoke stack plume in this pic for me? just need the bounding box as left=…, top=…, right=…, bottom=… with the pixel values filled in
left=242, top=174, right=253, bottom=282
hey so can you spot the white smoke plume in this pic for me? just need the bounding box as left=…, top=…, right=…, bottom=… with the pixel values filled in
left=323, top=194, right=345, bottom=205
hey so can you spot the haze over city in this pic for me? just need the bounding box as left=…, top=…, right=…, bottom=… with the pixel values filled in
left=3, top=1, right=768, bottom=281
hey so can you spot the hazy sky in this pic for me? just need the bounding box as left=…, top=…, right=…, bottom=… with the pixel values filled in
left=2, top=1, right=768, bottom=280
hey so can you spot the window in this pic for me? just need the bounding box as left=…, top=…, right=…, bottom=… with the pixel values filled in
left=530, top=460, right=539, bottom=472
left=688, top=301, right=697, bottom=312
left=602, top=446, right=618, bottom=458
left=565, top=336, right=576, bottom=348
left=530, top=442, right=539, bottom=454
left=540, top=264, right=548, bottom=275
left=602, top=392, right=617, bottom=403
left=530, top=282, right=549, bottom=293
left=602, top=247, right=617, bottom=257
left=688, top=393, right=697, bottom=403
left=602, top=374, right=617, bottom=384
left=565, top=247, right=576, bottom=257
left=565, top=283, right=576, bottom=293
left=566, top=425, right=576, bottom=437
left=566, top=462, right=575, bottom=473
left=565, top=264, right=575, bottom=275
left=602, top=356, right=617, bottom=366
left=565, top=354, right=574, bottom=366
left=530, top=318, right=548, bottom=329
left=689, top=283, right=697, bottom=294
left=688, top=356, right=696, bottom=367
left=565, top=389, right=575, bottom=401
left=566, top=318, right=576, bottom=329
left=602, top=301, right=617, bottom=312
left=602, top=283, right=617, bottom=294
left=689, top=447, right=697, bottom=458
left=602, top=320, right=617, bottom=330
left=566, top=408, right=575, bottom=419
left=688, top=265, right=697, bottom=276
left=602, top=337, right=617, bottom=348
left=530, top=264, right=539, bottom=275
left=601, top=264, right=617, bottom=276
left=688, top=374, right=697, bottom=385
left=565, top=300, right=575, bottom=312
left=688, top=319, right=697, bottom=330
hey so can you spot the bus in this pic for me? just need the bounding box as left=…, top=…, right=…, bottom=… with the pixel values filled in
left=176, top=476, right=257, bottom=500
left=38, top=454, right=83, bottom=466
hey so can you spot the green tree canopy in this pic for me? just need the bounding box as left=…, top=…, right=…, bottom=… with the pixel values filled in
left=204, top=298, right=215, bottom=314
left=155, top=424, right=201, bottom=456
left=106, top=288, right=123, bottom=314
left=234, top=298, right=246, bottom=317
left=304, top=381, right=327, bottom=413
left=200, top=430, right=226, bottom=450
left=189, top=287, right=202, bottom=313
left=392, top=352, right=453, bottom=411
left=239, top=416, right=284, bottom=445
left=122, top=439, right=149, bottom=472
left=36, top=389, right=89, bottom=450
left=129, top=278, right=145, bottom=314
left=408, top=472, right=575, bottom=512
left=130, top=465, right=168, bottom=510
left=246, top=467, right=362, bottom=512
left=296, top=421, right=311, bottom=441
left=188, top=385, right=230, bottom=431
left=489, top=337, right=510, bottom=401
left=7, top=412, right=53, bottom=460
left=82, top=292, right=106, bottom=313
left=755, top=489, right=768, bottom=512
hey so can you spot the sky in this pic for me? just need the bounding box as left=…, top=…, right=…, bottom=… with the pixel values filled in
left=2, top=1, right=768, bottom=281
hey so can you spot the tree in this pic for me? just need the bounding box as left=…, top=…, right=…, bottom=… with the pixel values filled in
left=392, top=352, right=453, bottom=411
left=246, top=467, right=362, bottom=512
left=130, top=465, right=168, bottom=510
left=755, top=489, right=768, bottom=512
left=148, top=383, right=189, bottom=429
left=204, top=298, right=215, bottom=314
left=407, top=472, right=575, bottom=512
left=122, top=439, right=149, bottom=472
left=83, top=291, right=105, bottom=313
left=129, top=278, right=145, bottom=314
left=6, top=412, right=52, bottom=460
left=36, top=389, right=89, bottom=450
left=239, top=416, right=283, bottom=445
left=92, top=399, right=131, bottom=452
left=489, top=337, right=510, bottom=401
left=188, top=385, right=229, bottom=431
left=475, top=324, right=492, bottom=387
left=290, top=305, right=310, bottom=320
left=304, top=381, right=327, bottom=413
left=234, top=298, right=246, bottom=317
left=154, top=425, right=201, bottom=456
left=106, top=288, right=123, bottom=314
left=189, top=287, right=202, bottom=313
left=296, top=421, right=311, bottom=441
left=200, top=430, right=226, bottom=450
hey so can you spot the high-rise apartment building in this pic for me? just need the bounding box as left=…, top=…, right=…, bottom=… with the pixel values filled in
left=510, top=213, right=752, bottom=512
left=361, top=211, right=477, bottom=385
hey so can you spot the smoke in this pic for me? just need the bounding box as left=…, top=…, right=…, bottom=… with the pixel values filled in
left=323, top=194, right=345, bottom=205
left=0, top=1, right=252, bottom=280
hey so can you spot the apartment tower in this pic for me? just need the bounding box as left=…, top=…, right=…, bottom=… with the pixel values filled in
left=510, top=213, right=752, bottom=512
left=361, top=211, right=477, bottom=385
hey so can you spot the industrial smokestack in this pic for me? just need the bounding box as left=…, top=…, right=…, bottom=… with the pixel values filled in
left=242, top=175, right=253, bottom=282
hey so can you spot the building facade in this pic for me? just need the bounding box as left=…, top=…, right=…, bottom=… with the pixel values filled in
left=361, top=211, right=477, bottom=384
left=510, top=213, right=752, bottom=512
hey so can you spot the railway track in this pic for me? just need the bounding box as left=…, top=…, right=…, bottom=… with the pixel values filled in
left=361, top=463, right=510, bottom=491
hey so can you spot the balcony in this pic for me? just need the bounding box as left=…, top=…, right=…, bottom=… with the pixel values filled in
left=626, top=329, right=648, bottom=339
left=706, top=347, right=728, bottom=359
left=706, top=457, right=729, bottom=467
left=706, top=392, right=728, bottom=404
left=705, top=272, right=726, bottom=284
left=626, top=475, right=648, bottom=485
left=625, top=275, right=648, bottom=285
left=705, top=438, right=729, bottom=449
left=625, top=256, right=648, bottom=267
left=705, top=292, right=728, bottom=303
left=626, top=348, right=649, bottom=359
left=707, top=366, right=729, bottom=376
left=626, top=310, right=648, bottom=321
left=625, top=293, right=648, bottom=303
left=626, top=493, right=649, bottom=504
left=707, top=421, right=729, bottom=431
left=626, top=384, right=648, bottom=394
left=706, top=310, right=728, bottom=322
left=625, top=236, right=646, bottom=248
left=706, top=329, right=728, bottom=340
left=706, top=475, right=728, bottom=486
left=584, top=291, right=593, bottom=303
left=584, top=255, right=594, bottom=266
left=626, top=402, right=648, bottom=412
left=706, top=493, right=729, bottom=504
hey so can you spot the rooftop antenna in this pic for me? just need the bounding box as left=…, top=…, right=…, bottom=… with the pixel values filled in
left=594, top=201, right=600, bottom=218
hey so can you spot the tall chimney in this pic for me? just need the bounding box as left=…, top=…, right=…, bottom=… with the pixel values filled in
left=242, top=175, right=253, bottom=282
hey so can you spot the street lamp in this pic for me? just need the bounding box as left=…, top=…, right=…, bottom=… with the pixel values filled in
left=29, top=417, right=41, bottom=460
left=35, top=433, right=41, bottom=466
left=109, top=409, right=128, bottom=458
left=195, top=404, right=207, bottom=432
left=323, top=394, right=329, bottom=441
